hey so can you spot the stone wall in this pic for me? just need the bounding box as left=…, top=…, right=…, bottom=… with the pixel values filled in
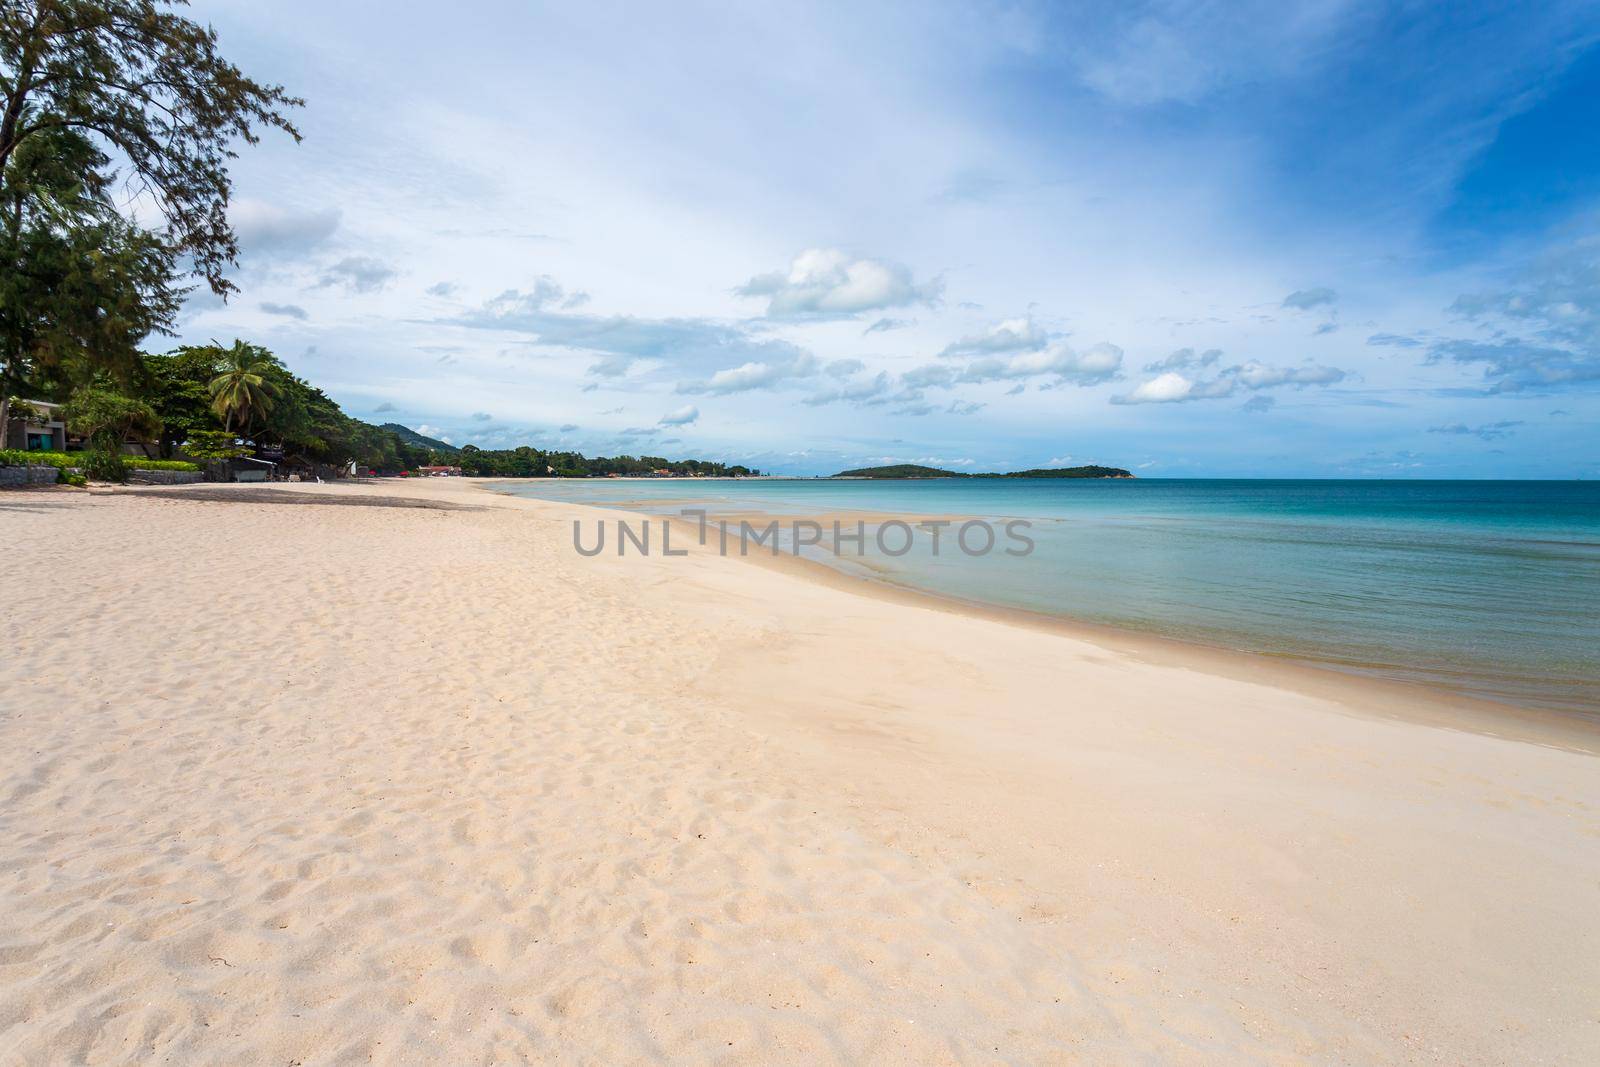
left=0, top=465, right=59, bottom=488
left=128, top=469, right=202, bottom=485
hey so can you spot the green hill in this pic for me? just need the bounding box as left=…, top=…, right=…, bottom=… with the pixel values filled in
left=1000, top=466, right=1133, bottom=479
left=834, top=464, right=960, bottom=478
left=381, top=423, right=459, bottom=453
left=832, top=463, right=1133, bottom=479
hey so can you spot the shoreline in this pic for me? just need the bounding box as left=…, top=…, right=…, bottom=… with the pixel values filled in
left=475, top=478, right=1600, bottom=751
left=7, top=478, right=1598, bottom=1063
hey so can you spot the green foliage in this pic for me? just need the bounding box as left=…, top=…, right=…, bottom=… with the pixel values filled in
left=179, top=430, right=250, bottom=462
left=123, top=456, right=198, bottom=471
left=59, top=469, right=86, bottom=486
left=453, top=442, right=757, bottom=479
left=207, top=340, right=281, bottom=433
left=63, top=387, right=161, bottom=443
left=834, top=464, right=959, bottom=478
left=5, top=398, right=42, bottom=421
left=382, top=423, right=458, bottom=453
left=80, top=447, right=125, bottom=482
left=62, top=386, right=161, bottom=483
left=1, top=2, right=300, bottom=408
left=140, top=347, right=222, bottom=456
left=0, top=447, right=53, bottom=465
left=0, top=0, right=303, bottom=297
left=0, top=448, right=195, bottom=471
left=0, top=127, right=183, bottom=397
left=140, top=346, right=426, bottom=474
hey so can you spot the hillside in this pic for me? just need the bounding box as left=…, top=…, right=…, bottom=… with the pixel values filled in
left=382, top=423, right=459, bottom=453
left=833, top=463, right=1133, bottom=479
left=834, top=464, right=959, bottom=478
left=1000, top=466, right=1134, bottom=479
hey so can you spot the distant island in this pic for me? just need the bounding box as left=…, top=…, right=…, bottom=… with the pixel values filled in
left=834, top=464, right=1133, bottom=479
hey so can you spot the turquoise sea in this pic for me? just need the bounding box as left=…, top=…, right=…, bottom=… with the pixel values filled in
left=495, top=478, right=1600, bottom=716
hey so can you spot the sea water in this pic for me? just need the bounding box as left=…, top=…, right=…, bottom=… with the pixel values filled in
left=495, top=478, right=1600, bottom=716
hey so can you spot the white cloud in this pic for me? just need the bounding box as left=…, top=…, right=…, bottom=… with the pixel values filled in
left=1230, top=361, right=1346, bottom=389
left=940, top=317, right=1048, bottom=356
left=415, top=424, right=454, bottom=444
left=1119, top=371, right=1199, bottom=404
left=737, top=249, right=941, bottom=318
left=659, top=404, right=700, bottom=426
left=803, top=372, right=892, bottom=406
left=960, top=342, right=1123, bottom=385
left=1143, top=347, right=1221, bottom=373
left=677, top=352, right=821, bottom=394
left=1114, top=358, right=1346, bottom=403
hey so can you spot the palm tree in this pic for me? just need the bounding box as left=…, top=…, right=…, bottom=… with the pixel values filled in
left=208, top=341, right=281, bottom=434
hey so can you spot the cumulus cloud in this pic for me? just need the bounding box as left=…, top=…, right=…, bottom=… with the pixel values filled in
left=1142, top=347, right=1221, bottom=373
left=1117, top=371, right=1217, bottom=404
left=374, top=402, right=398, bottom=413
left=1426, top=338, right=1600, bottom=393
left=659, top=404, right=700, bottom=426
left=940, top=317, right=1049, bottom=357
left=559, top=423, right=579, bottom=432
left=1427, top=420, right=1523, bottom=441
left=1230, top=361, right=1347, bottom=389
left=959, top=342, right=1124, bottom=385
left=316, top=256, right=397, bottom=294
left=1282, top=287, right=1338, bottom=310
left=426, top=281, right=459, bottom=298
left=470, top=412, right=493, bottom=421
left=1114, top=356, right=1346, bottom=404
left=737, top=249, right=941, bottom=318
left=677, top=353, right=820, bottom=394
left=803, top=372, right=892, bottom=407
left=1428, top=241, right=1600, bottom=391
left=232, top=200, right=340, bottom=257
left=415, top=424, right=453, bottom=444
left=261, top=302, right=308, bottom=320
left=901, top=364, right=960, bottom=389
left=1241, top=395, right=1276, bottom=413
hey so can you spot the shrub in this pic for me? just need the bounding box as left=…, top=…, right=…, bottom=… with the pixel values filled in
left=118, top=457, right=200, bottom=471
left=59, top=470, right=87, bottom=487
left=82, top=450, right=127, bottom=482
left=0, top=449, right=72, bottom=467
left=0, top=449, right=197, bottom=472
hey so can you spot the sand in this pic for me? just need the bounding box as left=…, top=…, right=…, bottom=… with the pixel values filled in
left=1, top=478, right=1596, bottom=1065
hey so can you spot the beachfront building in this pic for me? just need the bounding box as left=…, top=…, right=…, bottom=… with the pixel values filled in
left=418, top=464, right=462, bottom=476
left=2, top=399, right=68, bottom=452
left=231, top=456, right=277, bottom=482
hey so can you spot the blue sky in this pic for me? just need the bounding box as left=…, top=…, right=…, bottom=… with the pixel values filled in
left=175, top=0, right=1600, bottom=476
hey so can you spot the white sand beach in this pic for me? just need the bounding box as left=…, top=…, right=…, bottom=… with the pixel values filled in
left=2, top=479, right=1597, bottom=1065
